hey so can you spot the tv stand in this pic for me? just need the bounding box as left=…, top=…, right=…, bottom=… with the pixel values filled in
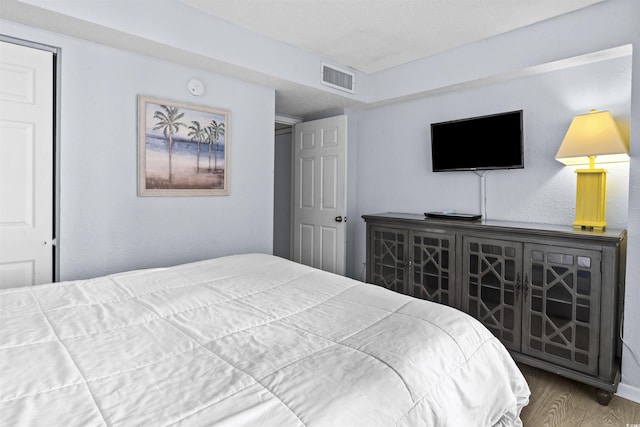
left=362, top=212, right=626, bottom=405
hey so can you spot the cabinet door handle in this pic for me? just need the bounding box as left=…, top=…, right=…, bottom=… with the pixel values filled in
left=524, top=274, right=530, bottom=301
left=515, top=273, right=521, bottom=299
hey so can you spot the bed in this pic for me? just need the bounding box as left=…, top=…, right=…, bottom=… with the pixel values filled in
left=0, top=253, right=529, bottom=426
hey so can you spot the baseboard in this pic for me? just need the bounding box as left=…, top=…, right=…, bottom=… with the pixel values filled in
left=616, top=382, right=640, bottom=404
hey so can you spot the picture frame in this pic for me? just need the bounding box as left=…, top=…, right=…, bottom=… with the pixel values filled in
left=138, top=95, right=230, bottom=196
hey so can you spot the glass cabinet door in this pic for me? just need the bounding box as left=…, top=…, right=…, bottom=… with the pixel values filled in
left=522, top=244, right=601, bottom=375
left=410, top=231, right=455, bottom=306
left=369, top=227, right=409, bottom=295
left=462, top=237, right=523, bottom=351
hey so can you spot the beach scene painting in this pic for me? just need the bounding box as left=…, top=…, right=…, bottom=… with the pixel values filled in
left=138, top=96, right=230, bottom=196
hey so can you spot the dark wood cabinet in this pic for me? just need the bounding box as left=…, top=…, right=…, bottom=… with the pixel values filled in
left=462, top=236, right=523, bottom=351
left=363, top=213, right=626, bottom=405
left=369, top=225, right=454, bottom=305
left=369, top=227, right=408, bottom=296
left=521, top=244, right=602, bottom=376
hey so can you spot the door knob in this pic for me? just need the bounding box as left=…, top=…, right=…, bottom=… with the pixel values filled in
left=335, top=216, right=344, bottom=222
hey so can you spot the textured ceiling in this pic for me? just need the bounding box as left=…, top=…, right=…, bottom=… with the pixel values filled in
left=178, top=0, right=604, bottom=74
left=4, top=0, right=608, bottom=116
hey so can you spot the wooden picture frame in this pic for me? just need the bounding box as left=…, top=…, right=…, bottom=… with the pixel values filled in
left=138, top=95, right=230, bottom=196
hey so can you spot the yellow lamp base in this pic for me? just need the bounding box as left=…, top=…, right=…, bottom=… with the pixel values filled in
left=573, top=168, right=607, bottom=231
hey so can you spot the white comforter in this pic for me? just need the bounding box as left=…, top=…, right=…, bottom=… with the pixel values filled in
left=0, top=253, right=529, bottom=426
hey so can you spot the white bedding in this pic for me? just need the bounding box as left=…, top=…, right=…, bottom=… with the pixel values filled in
left=0, top=253, right=529, bottom=426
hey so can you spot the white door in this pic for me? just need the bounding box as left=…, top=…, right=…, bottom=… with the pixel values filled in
left=0, top=40, right=54, bottom=289
left=292, top=115, right=347, bottom=275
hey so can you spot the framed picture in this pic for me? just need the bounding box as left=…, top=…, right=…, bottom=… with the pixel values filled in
left=138, top=95, right=230, bottom=196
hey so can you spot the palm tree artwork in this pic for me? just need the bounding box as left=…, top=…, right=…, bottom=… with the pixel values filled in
left=152, top=105, right=186, bottom=182
left=187, top=121, right=206, bottom=173
left=140, top=96, right=230, bottom=195
left=205, top=120, right=225, bottom=172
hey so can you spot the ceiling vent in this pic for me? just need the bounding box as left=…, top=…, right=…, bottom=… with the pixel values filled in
left=321, top=63, right=355, bottom=93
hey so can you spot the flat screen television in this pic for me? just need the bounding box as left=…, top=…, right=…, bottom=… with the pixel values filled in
left=430, top=110, right=524, bottom=172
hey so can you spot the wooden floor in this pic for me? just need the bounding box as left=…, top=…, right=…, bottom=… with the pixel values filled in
left=519, top=364, right=640, bottom=426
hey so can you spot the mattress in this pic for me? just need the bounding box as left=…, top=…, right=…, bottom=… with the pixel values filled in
left=0, top=253, right=529, bottom=426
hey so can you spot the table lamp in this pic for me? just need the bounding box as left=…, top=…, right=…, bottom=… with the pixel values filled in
left=555, top=110, right=629, bottom=231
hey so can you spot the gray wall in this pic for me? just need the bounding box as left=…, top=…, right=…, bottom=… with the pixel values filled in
left=1, top=20, right=276, bottom=281
left=351, top=55, right=631, bottom=277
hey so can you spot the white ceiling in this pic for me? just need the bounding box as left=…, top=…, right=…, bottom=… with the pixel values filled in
left=178, top=0, right=604, bottom=74
left=4, top=0, right=607, bottom=117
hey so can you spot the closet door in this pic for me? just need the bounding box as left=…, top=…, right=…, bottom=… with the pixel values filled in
left=0, top=40, right=54, bottom=288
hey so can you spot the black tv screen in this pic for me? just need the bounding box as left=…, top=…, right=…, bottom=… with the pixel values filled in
left=430, top=110, right=524, bottom=172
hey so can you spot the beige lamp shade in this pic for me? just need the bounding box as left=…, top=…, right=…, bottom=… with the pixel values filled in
left=555, top=110, right=629, bottom=166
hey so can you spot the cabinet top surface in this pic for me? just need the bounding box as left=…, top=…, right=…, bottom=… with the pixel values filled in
left=362, top=212, right=626, bottom=242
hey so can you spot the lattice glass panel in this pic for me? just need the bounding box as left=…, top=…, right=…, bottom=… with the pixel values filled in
left=371, top=228, right=407, bottom=295
left=411, top=232, right=454, bottom=305
left=463, top=238, right=522, bottom=350
left=523, top=244, right=601, bottom=375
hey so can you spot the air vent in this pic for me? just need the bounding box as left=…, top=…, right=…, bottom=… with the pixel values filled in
left=321, top=63, right=355, bottom=93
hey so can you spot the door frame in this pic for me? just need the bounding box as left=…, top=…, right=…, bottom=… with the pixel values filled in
left=273, top=114, right=301, bottom=260
left=0, top=35, right=61, bottom=282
